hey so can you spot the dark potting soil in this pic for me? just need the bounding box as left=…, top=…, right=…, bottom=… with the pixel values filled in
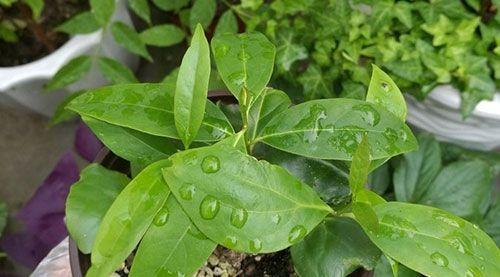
left=0, top=0, right=89, bottom=67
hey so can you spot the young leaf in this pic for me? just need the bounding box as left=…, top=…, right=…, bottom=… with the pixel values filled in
left=189, top=0, right=216, bottom=31
left=257, top=99, right=417, bottom=160
left=393, top=134, right=442, bottom=202
left=359, top=202, right=500, bottom=277
left=356, top=189, right=386, bottom=206
left=66, top=164, right=129, bottom=254
left=128, top=0, right=151, bottom=24
left=162, top=142, right=332, bottom=253
left=214, top=10, right=238, bottom=37
left=44, top=56, right=92, bottom=91
left=97, top=57, right=138, bottom=84
left=49, top=91, right=85, bottom=126
left=291, top=217, right=381, bottom=277
left=353, top=202, right=379, bottom=231
left=55, top=12, right=101, bottom=34
left=129, top=196, right=217, bottom=277
left=82, top=116, right=179, bottom=165
left=211, top=32, right=276, bottom=103
left=139, top=24, right=185, bottom=47
left=23, top=0, right=44, bottom=19
left=66, top=83, right=234, bottom=142
left=86, top=160, right=171, bottom=277
left=111, top=22, right=152, bottom=62
left=174, top=24, right=211, bottom=149
left=366, top=65, right=407, bottom=121
left=248, top=88, right=291, bottom=141
left=152, top=0, right=188, bottom=11
left=419, top=160, right=492, bottom=220
left=349, top=135, right=371, bottom=194
left=90, top=0, right=115, bottom=26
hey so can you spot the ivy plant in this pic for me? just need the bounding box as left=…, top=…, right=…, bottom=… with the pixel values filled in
left=232, top=0, right=500, bottom=117
left=65, top=30, right=500, bottom=277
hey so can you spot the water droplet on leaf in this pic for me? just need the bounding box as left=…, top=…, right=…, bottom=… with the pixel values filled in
left=249, top=239, right=262, bottom=252
left=271, top=214, right=281, bottom=224
left=224, top=236, right=238, bottom=248
left=179, top=184, right=195, bottom=200
left=288, top=225, right=307, bottom=243
left=230, top=208, right=248, bottom=229
left=199, top=195, right=220, bottom=219
left=353, top=104, right=380, bottom=127
left=201, top=155, right=220, bottom=173
left=153, top=208, right=169, bottom=226
left=430, top=252, right=448, bottom=267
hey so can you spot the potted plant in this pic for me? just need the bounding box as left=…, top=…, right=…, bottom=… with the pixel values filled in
left=0, top=0, right=138, bottom=116
left=64, top=27, right=500, bottom=276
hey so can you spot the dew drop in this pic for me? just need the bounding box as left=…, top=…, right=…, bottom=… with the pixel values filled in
left=199, top=195, right=220, bottom=219
left=444, top=231, right=472, bottom=254
left=465, top=266, right=483, bottom=277
left=249, top=239, right=262, bottom=252
left=153, top=208, right=169, bottom=226
left=237, top=50, right=251, bottom=61
left=430, top=252, right=449, bottom=267
left=201, top=155, right=220, bottom=173
left=327, top=125, right=363, bottom=153
left=230, top=208, right=248, bottom=229
left=432, top=211, right=462, bottom=228
left=179, top=184, right=195, bottom=200
left=353, top=104, right=380, bottom=127
left=224, top=236, right=238, bottom=248
left=182, top=152, right=198, bottom=166
left=271, top=214, right=281, bottom=225
left=288, top=225, right=307, bottom=243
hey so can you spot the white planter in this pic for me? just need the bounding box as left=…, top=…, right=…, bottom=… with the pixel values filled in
left=0, top=0, right=139, bottom=117
left=406, top=85, right=500, bottom=151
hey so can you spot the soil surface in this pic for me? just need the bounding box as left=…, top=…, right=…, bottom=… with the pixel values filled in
left=0, top=0, right=89, bottom=66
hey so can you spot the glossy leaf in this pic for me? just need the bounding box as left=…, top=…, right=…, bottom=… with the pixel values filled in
left=189, top=0, right=216, bottom=31
left=419, top=160, right=492, bottom=220
left=67, top=83, right=234, bottom=142
left=83, top=116, right=179, bottom=165
left=162, top=141, right=332, bottom=253
left=139, top=24, right=185, bottom=47
left=248, top=88, right=291, bottom=141
left=349, top=135, right=371, bottom=194
left=211, top=32, right=276, bottom=103
left=90, top=0, right=115, bottom=26
left=356, top=188, right=387, bottom=206
left=49, top=91, right=84, bottom=126
left=128, top=0, right=151, bottom=24
left=291, top=217, right=381, bottom=277
left=152, top=0, right=188, bottom=11
left=44, top=56, right=91, bottom=91
left=393, top=134, right=442, bottom=202
left=353, top=202, right=379, bottom=231
left=174, top=24, right=210, bottom=148
left=87, top=160, right=171, bottom=277
left=111, top=22, right=152, bottom=62
left=254, top=144, right=351, bottom=208
left=214, top=10, right=238, bottom=37
left=482, top=197, right=500, bottom=246
left=56, top=12, right=100, bottom=34
left=130, top=196, right=217, bottom=277
left=366, top=65, right=407, bottom=121
left=97, top=57, right=138, bottom=84
left=66, top=164, right=129, bottom=254
left=257, top=99, right=417, bottom=160
left=359, top=202, right=500, bottom=277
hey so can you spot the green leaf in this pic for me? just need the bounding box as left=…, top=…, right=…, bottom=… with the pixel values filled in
left=359, top=202, right=500, bottom=277
left=257, top=99, right=417, bottom=160
left=44, top=56, right=91, bottom=91
left=23, top=0, right=44, bottom=19
left=162, top=141, right=332, bottom=253
left=189, top=0, right=216, bottom=31
left=211, top=32, right=276, bottom=103
left=356, top=188, right=387, bottom=206
left=353, top=201, right=379, bottom=231
left=90, top=0, right=115, bottom=26
left=254, top=144, right=351, bottom=208
left=276, top=31, right=308, bottom=72
left=67, top=83, right=234, bottom=142
left=214, top=10, right=238, bottom=37
left=367, top=65, right=407, bottom=121
left=152, top=0, right=188, bottom=11
left=49, top=91, right=85, bottom=126
left=298, top=65, right=333, bottom=99
left=129, top=196, right=217, bottom=277
left=82, top=116, right=179, bottom=165
left=66, top=164, right=129, bottom=254
left=393, top=1, right=413, bottom=29
left=368, top=162, right=391, bottom=195
left=374, top=255, right=420, bottom=277
left=139, top=24, right=185, bottom=47
left=393, top=134, right=442, bottom=202
left=349, top=135, right=371, bottom=194
left=291, top=217, right=381, bottom=277
left=86, top=160, right=171, bottom=277
left=482, top=197, right=500, bottom=246
left=174, top=24, right=211, bottom=149
left=419, top=160, right=492, bottom=221
left=248, top=88, right=291, bottom=141
left=97, top=57, right=138, bottom=84
left=161, top=68, right=180, bottom=86
left=128, top=0, right=151, bottom=24
left=111, top=21, right=152, bottom=62
left=0, top=22, right=18, bottom=42
left=55, top=12, right=101, bottom=34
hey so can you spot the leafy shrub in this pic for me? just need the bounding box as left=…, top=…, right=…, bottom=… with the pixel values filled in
left=65, top=28, right=500, bottom=277
left=0, top=0, right=44, bottom=42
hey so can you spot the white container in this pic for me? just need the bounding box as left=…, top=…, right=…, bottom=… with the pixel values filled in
left=0, top=0, right=138, bottom=117
left=406, top=85, right=500, bottom=151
